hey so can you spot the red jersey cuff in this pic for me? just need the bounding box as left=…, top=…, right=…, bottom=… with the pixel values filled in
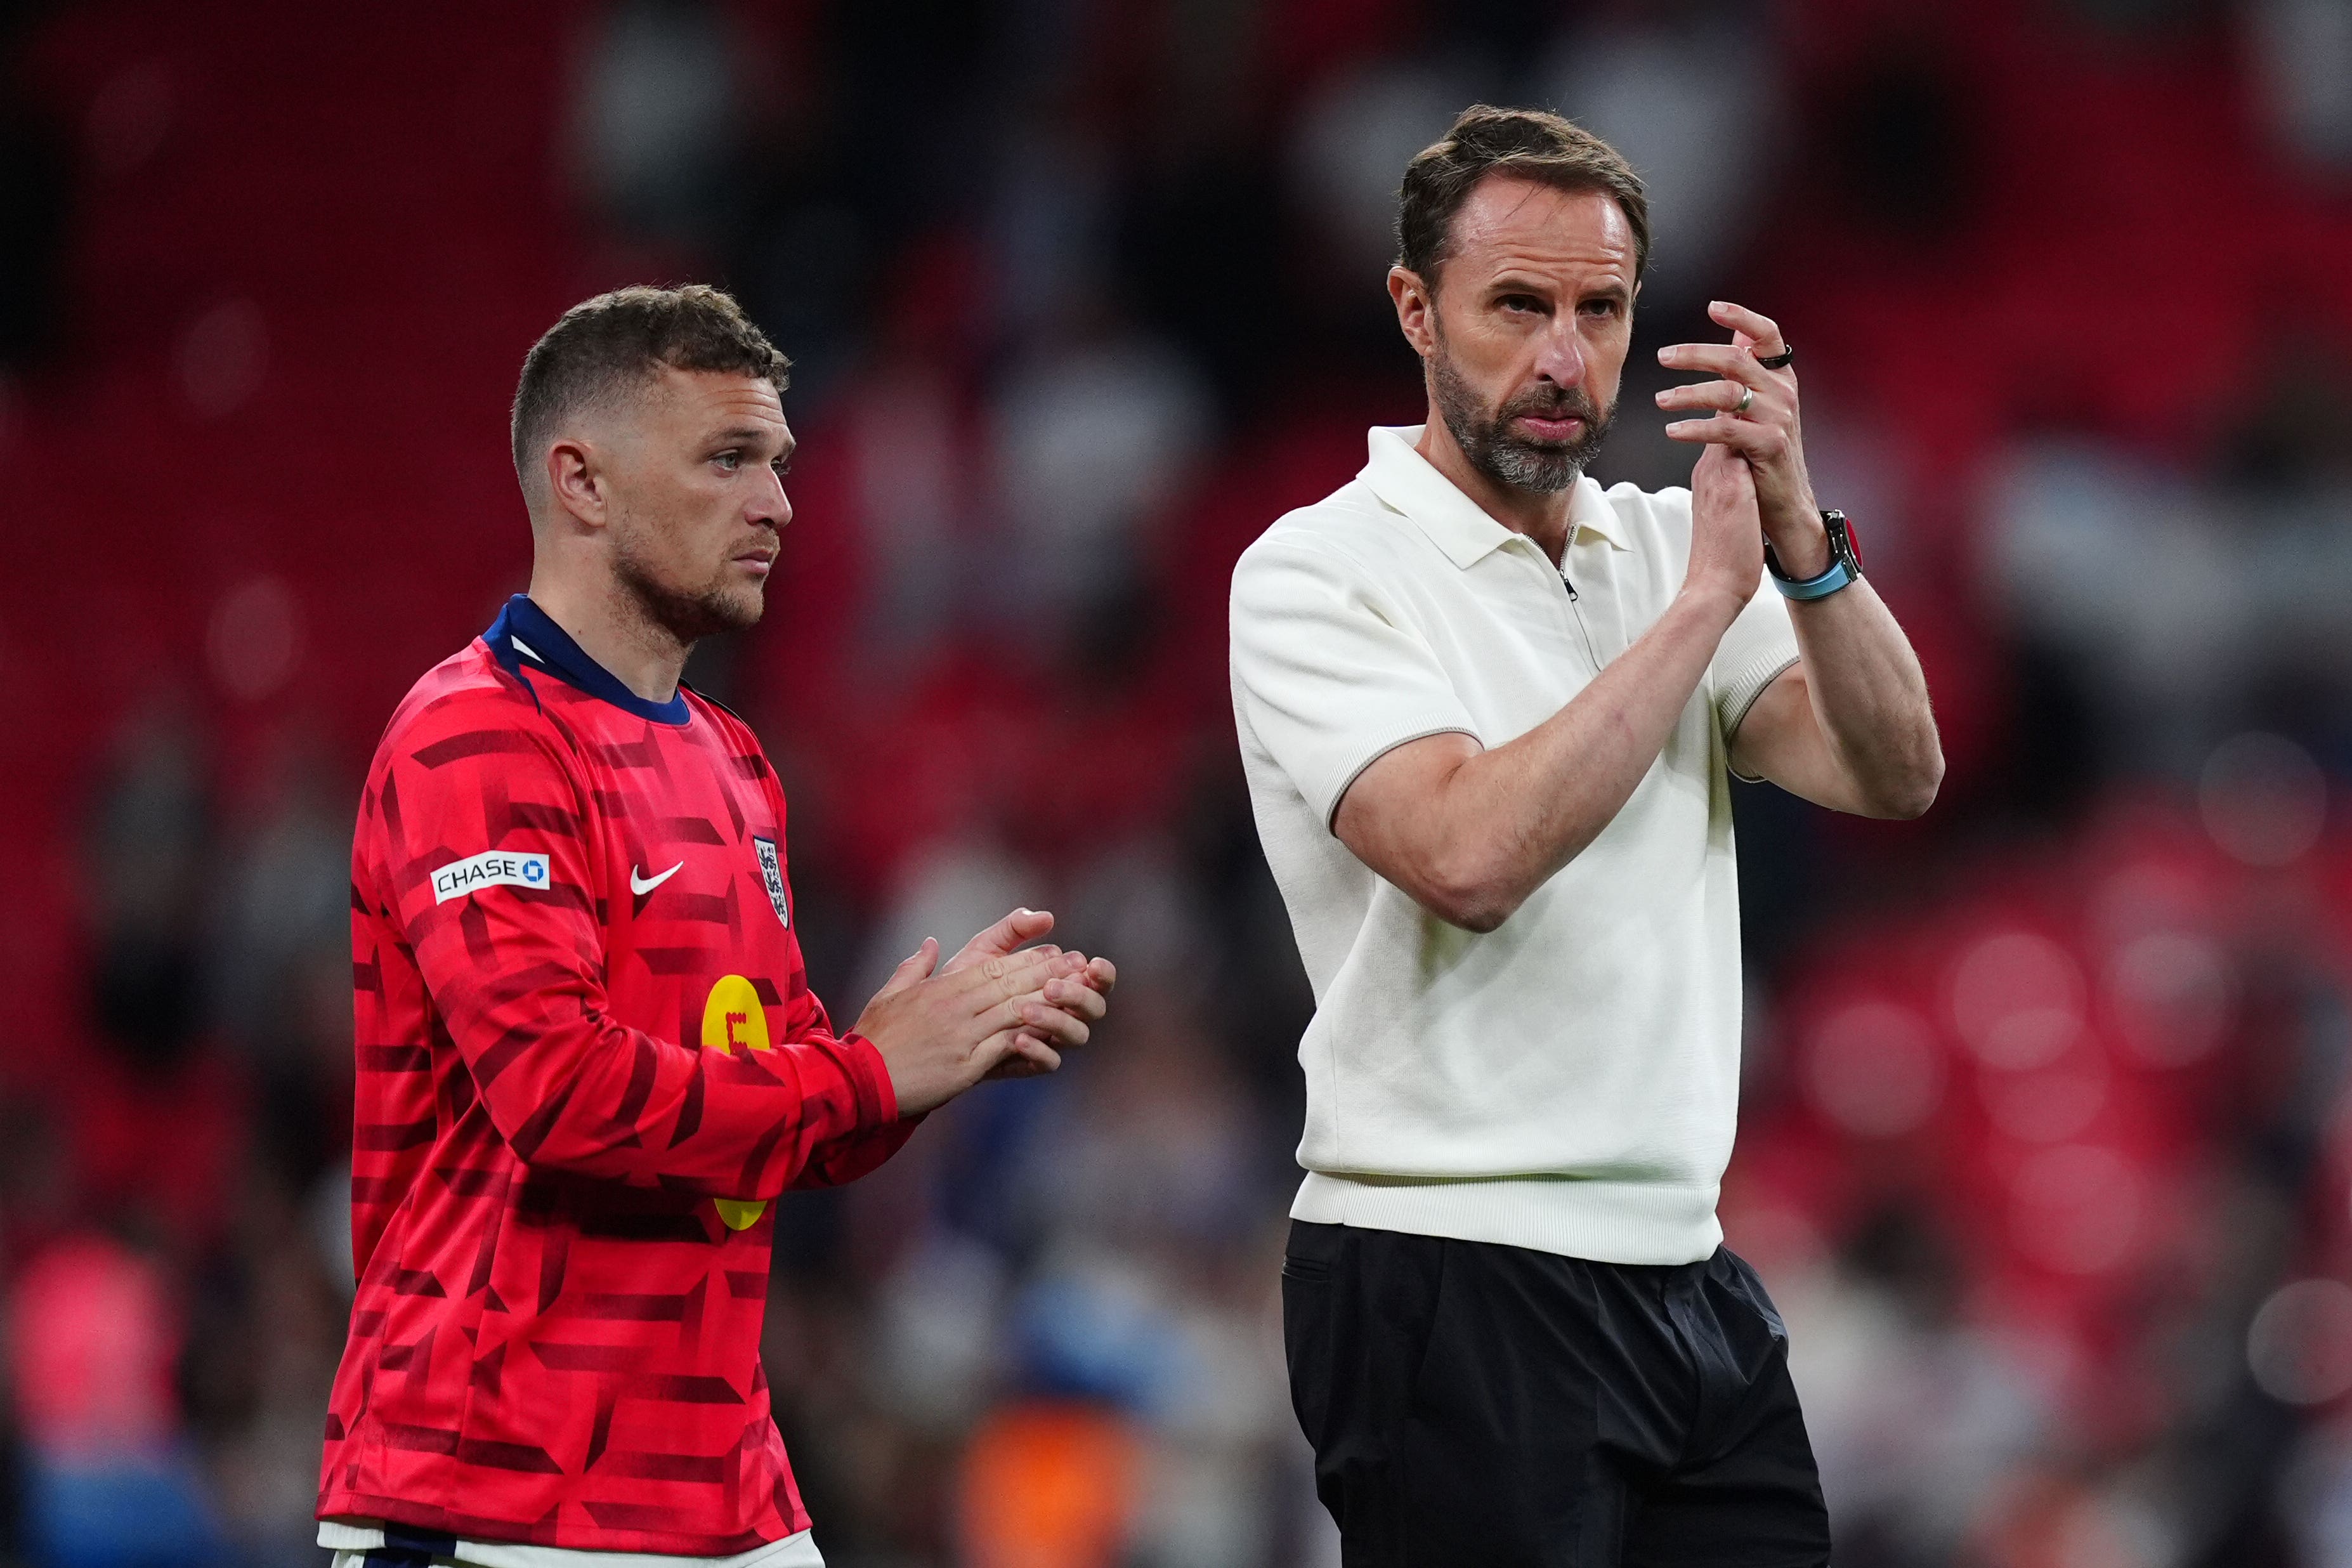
left=839, top=1032, right=901, bottom=1125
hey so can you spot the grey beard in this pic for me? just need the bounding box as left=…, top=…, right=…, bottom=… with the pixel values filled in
left=1431, top=345, right=1613, bottom=496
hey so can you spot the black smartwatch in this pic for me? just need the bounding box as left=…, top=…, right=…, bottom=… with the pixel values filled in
left=1765, top=509, right=1863, bottom=601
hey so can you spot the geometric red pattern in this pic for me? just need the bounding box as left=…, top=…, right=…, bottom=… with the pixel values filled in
left=319, top=603, right=913, bottom=1554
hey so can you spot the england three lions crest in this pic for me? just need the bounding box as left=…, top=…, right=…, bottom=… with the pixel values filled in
left=752, top=836, right=790, bottom=928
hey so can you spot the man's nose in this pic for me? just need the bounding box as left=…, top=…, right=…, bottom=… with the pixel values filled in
left=750, top=465, right=792, bottom=528
left=1534, top=320, right=1588, bottom=387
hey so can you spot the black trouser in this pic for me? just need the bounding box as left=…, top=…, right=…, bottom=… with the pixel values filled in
left=1283, top=1220, right=1831, bottom=1567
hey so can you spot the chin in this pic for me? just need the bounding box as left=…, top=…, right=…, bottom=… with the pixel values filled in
left=709, top=584, right=767, bottom=633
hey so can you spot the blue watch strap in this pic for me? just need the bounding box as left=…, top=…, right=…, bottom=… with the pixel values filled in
left=1770, top=557, right=1855, bottom=600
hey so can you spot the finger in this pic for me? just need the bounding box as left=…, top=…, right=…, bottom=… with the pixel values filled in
left=1081, top=956, right=1116, bottom=994
left=985, top=1029, right=1062, bottom=1078
left=1040, top=976, right=1109, bottom=1023
left=983, top=1033, right=1059, bottom=1079
left=1656, top=342, right=1768, bottom=388
left=945, top=907, right=1056, bottom=972
left=984, top=1055, right=1050, bottom=1080
left=877, top=938, right=940, bottom=998
left=1002, top=993, right=1092, bottom=1049
left=1708, top=299, right=1783, bottom=355
left=1693, top=438, right=1757, bottom=483
left=1026, top=948, right=1102, bottom=988
left=961, top=946, right=1069, bottom=1003
left=1663, top=415, right=1780, bottom=454
left=1653, top=379, right=1765, bottom=415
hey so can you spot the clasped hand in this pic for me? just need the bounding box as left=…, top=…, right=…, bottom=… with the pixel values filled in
left=852, top=907, right=1116, bottom=1117
left=1655, top=299, right=1829, bottom=584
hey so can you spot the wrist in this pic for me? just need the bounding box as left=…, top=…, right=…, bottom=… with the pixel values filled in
left=1675, top=578, right=1749, bottom=630
left=1763, top=512, right=1831, bottom=580
left=1767, top=508, right=1865, bottom=600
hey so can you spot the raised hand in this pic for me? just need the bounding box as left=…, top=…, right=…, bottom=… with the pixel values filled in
left=853, top=909, right=1117, bottom=1112
left=1654, top=299, right=1829, bottom=579
left=1685, top=441, right=1764, bottom=612
left=940, top=906, right=1118, bottom=1081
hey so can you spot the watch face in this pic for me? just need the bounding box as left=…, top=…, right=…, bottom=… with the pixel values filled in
left=1830, top=511, right=1864, bottom=572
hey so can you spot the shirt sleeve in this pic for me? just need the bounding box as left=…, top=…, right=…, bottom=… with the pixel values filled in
left=380, top=697, right=900, bottom=1198
left=1711, top=568, right=1801, bottom=761
left=1231, top=537, right=1480, bottom=828
left=774, top=979, right=920, bottom=1189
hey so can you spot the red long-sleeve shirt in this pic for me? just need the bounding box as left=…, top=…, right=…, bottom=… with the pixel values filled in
left=318, top=596, right=913, bottom=1555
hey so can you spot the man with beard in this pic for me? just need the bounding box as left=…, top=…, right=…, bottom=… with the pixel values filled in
left=1229, top=107, right=1940, bottom=1564
left=319, top=285, right=1115, bottom=1567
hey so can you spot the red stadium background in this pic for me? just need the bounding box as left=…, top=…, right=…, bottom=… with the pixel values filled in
left=8, top=1, right=2352, bottom=1564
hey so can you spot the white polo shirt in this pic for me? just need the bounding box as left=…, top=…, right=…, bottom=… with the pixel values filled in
left=1229, top=425, right=1799, bottom=1265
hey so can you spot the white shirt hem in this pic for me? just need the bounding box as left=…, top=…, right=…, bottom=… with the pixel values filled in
left=1290, top=1171, right=1723, bottom=1265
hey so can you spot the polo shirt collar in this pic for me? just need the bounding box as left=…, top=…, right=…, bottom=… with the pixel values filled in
left=1359, top=424, right=1628, bottom=567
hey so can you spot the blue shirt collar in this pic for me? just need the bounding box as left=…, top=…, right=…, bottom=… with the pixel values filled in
left=484, top=594, right=691, bottom=726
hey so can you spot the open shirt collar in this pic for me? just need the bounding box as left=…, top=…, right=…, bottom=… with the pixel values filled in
left=1358, top=424, right=1628, bottom=568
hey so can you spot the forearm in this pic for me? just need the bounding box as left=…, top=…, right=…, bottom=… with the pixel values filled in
left=1414, top=587, right=1744, bottom=925
left=428, top=955, right=896, bottom=1191
left=1783, top=580, right=1942, bottom=816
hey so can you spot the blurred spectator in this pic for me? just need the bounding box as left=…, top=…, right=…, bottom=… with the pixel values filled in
left=986, top=318, right=1213, bottom=637
left=1989, top=342, right=2352, bottom=787
left=1779, top=1210, right=2054, bottom=1560
left=957, top=1401, right=1140, bottom=1568
left=572, top=0, right=740, bottom=248
left=1535, top=3, right=1781, bottom=312
left=2249, top=0, right=2352, bottom=176
left=11, top=1235, right=228, bottom=1567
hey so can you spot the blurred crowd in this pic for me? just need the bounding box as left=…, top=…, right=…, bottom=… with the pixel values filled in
left=7, top=0, right=2352, bottom=1564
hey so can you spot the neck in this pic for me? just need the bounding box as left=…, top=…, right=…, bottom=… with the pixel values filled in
left=1415, top=411, right=1577, bottom=565
left=523, top=568, right=691, bottom=704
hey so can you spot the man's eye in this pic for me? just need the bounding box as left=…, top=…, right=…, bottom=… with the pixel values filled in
left=1500, top=296, right=1540, bottom=314
left=1581, top=298, right=1620, bottom=317
left=771, top=459, right=792, bottom=478
left=714, top=451, right=741, bottom=471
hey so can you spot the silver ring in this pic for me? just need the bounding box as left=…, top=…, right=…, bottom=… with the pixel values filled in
left=1734, top=385, right=1754, bottom=416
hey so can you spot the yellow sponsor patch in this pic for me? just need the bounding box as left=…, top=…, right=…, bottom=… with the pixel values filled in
left=702, top=974, right=771, bottom=1231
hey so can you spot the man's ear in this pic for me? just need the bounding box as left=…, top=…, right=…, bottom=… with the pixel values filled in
left=1389, top=265, right=1437, bottom=360
left=545, top=436, right=607, bottom=529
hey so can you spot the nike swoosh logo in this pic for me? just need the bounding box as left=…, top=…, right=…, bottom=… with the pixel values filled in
left=630, top=861, right=684, bottom=896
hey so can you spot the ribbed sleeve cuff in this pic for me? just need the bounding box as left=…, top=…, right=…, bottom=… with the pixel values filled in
left=1717, top=651, right=1800, bottom=782
left=1317, top=719, right=1483, bottom=830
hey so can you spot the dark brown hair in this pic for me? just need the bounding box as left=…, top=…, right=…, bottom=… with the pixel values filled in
left=509, top=284, right=790, bottom=488
left=1397, top=105, right=1650, bottom=288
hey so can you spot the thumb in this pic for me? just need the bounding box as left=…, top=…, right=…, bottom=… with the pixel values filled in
left=879, top=937, right=940, bottom=998
left=947, top=907, right=1056, bottom=972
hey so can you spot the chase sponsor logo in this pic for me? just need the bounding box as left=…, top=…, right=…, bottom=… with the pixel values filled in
left=432, top=849, right=552, bottom=905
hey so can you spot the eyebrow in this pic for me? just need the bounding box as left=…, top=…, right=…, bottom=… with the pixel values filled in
left=708, top=426, right=795, bottom=458
left=1486, top=275, right=1630, bottom=302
